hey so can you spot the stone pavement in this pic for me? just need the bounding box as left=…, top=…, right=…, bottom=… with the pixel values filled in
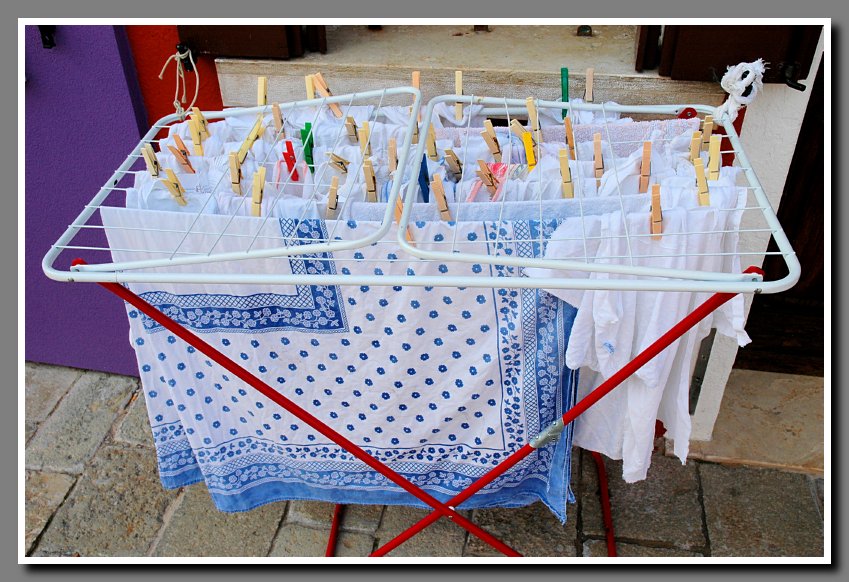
left=24, top=362, right=825, bottom=558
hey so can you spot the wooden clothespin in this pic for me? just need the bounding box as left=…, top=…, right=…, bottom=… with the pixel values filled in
left=563, top=116, right=576, bottom=160
left=426, top=124, right=438, bottom=161
left=168, top=135, right=195, bottom=174
left=228, top=152, right=242, bottom=195
left=237, top=117, right=264, bottom=164
left=312, top=72, right=344, bottom=118
left=411, top=70, right=421, bottom=123
left=707, top=134, right=722, bottom=181
left=190, top=107, right=210, bottom=139
left=701, top=115, right=714, bottom=148
left=357, top=121, right=371, bottom=156
left=272, top=103, right=285, bottom=136
left=345, top=116, right=358, bottom=142
left=305, top=74, right=315, bottom=100
left=257, top=76, right=268, bottom=107
left=388, top=138, right=398, bottom=174
left=363, top=158, right=377, bottom=202
left=327, top=152, right=349, bottom=174
left=444, top=149, right=462, bottom=180
left=481, top=120, right=502, bottom=162
left=251, top=166, right=266, bottom=217
left=141, top=143, right=160, bottom=177
left=559, top=149, right=573, bottom=199
left=585, top=67, right=594, bottom=103
left=689, top=131, right=702, bottom=163
left=694, top=157, right=710, bottom=206
left=639, top=141, right=651, bottom=193
left=160, top=168, right=187, bottom=206
left=510, top=119, right=528, bottom=141
left=526, top=97, right=541, bottom=146
left=522, top=132, right=536, bottom=169
left=455, top=70, right=463, bottom=121
left=326, top=175, right=339, bottom=219
left=431, top=174, right=451, bottom=221
left=650, top=183, right=663, bottom=240
left=394, top=195, right=414, bottom=242
left=188, top=117, right=204, bottom=156
left=476, top=160, right=499, bottom=196
left=593, top=133, right=604, bottom=186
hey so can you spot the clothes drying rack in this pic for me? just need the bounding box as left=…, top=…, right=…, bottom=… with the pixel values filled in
left=42, top=84, right=799, bottom=558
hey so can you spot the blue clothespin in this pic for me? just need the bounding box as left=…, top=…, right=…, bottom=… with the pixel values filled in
left=418, top=155, right=430, bottom=202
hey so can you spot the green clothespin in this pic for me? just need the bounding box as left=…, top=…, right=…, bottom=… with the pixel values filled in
left=561, top=67, right=569, bottom=119
left=300, top=122, right=314, bottom=173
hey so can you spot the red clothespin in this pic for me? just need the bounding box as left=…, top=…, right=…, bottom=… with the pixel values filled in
left=283, top=141, right=299, bottom=182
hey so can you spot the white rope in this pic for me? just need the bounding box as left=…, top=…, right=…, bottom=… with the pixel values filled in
left=158, top=47, right=200, bottom=119
left=714, top=58, right=766, bottom=124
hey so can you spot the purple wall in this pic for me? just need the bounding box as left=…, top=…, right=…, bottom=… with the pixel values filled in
left=25, top=25, right=147, bottom=376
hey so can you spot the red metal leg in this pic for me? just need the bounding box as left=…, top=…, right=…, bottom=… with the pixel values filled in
left=325, top=504, right=344, bottom=557
left=370, top=270, right=761, bottom=557
left=79, top=263, right=520, bottom=557
left=591, top=451, right=617, bottom=557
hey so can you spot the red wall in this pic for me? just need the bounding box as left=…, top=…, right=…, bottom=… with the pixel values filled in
left=125, top=25, right=224, bottom=127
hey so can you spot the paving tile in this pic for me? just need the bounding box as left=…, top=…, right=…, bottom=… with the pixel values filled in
left=341, top=503, right=384, bottom=534
left=685, top=369, right=823, bottom=475
left=286, top=500, right=336, bottom=528
left=153, top=484, right=286, bottom=556
left=25, top=362, right=83, bottom=422
left=113, top=392, right=154, bottom=447
left=814, top=477, right=824, bottom=517
left=24, top=471, right=76, bottom=554
left=375, top=505, right=468, bottom=557
left=33, top=445, right=178, bottom=557
left=25, top=420, right=39, bottom=443
left=269, top=524, right=374, bottom=557
left=583, top=539, right=703, bottom=557
left=464, top=501, right=578, bottom=557
left=700, top=463, right=824, bottom=557
left=26, top=371, right=137, bottom=473
left=581, top=452, right=705, bottom=550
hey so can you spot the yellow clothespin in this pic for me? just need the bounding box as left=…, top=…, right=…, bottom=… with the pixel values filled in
left=191, top=107, right=210, bottom=139
left=411, top=70, right=421, bottom=124
left=272, top=103, right=285, bottom=136
left=526, top=97, right=541, bottom=146
left=345, top=116, right=358, bottom=142
left=358, top=121, right=371, bottom=156
left=426, top=124, right=438, bottom=161
left=326, top=175, right=339, bottom=219
left=564, top=116, right=576, bottom=160
left=650, top=183, right=663, bottom=240
left=702, top=115, right=714, bottom=148
left=444, top=149, right=462, bottom=180
left=585, top=67, right=594, bottom=103
left=559, top=149, right=573, bottom=199
left=237, top=117, right=265, bottom=164
left=251, top=167, right=266, bottom=217
left=476, top=160, right=499, bottom=196
left=168, top=134, right=195, bottom=174
left=455, top=70, right=464, bottom=121
left=593, top=133, right=604, bottom=187
left=312, top=72, right=344, bottom=118
left=481, top=120, right=502, bottom=162
left=394, top=196, right=414, bottom=242
left=363, top=158, right=377, bottom=202
left=161, top=168, right=187, bottom=206
left=228, top=153, right=242, bottom=195
left=141, top=143, right=160, bottom=177
left=431, top=174, right=451, bottom=221
left=327, top=152, right=349, bottom=174
left=639, top=141, right=651, bottom=193
left=388, top=138, right=398, bottom=174
left=188, top=117, right=204, bottom=156
left=305, top=74, right=315, bottom=100
left=694, top=157, right=710, bottom=206
left=521, top=132, right=536, bottom=169
left=689, top=131, right=702, bottom=163
left=707, top=134, right=722, bottom=180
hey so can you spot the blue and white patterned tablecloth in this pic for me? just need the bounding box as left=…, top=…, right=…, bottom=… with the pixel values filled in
left=101, top=207, right=578, bottom=521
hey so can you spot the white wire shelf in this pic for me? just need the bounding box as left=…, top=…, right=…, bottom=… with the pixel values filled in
left=41, top=88, right=799, bottom=294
